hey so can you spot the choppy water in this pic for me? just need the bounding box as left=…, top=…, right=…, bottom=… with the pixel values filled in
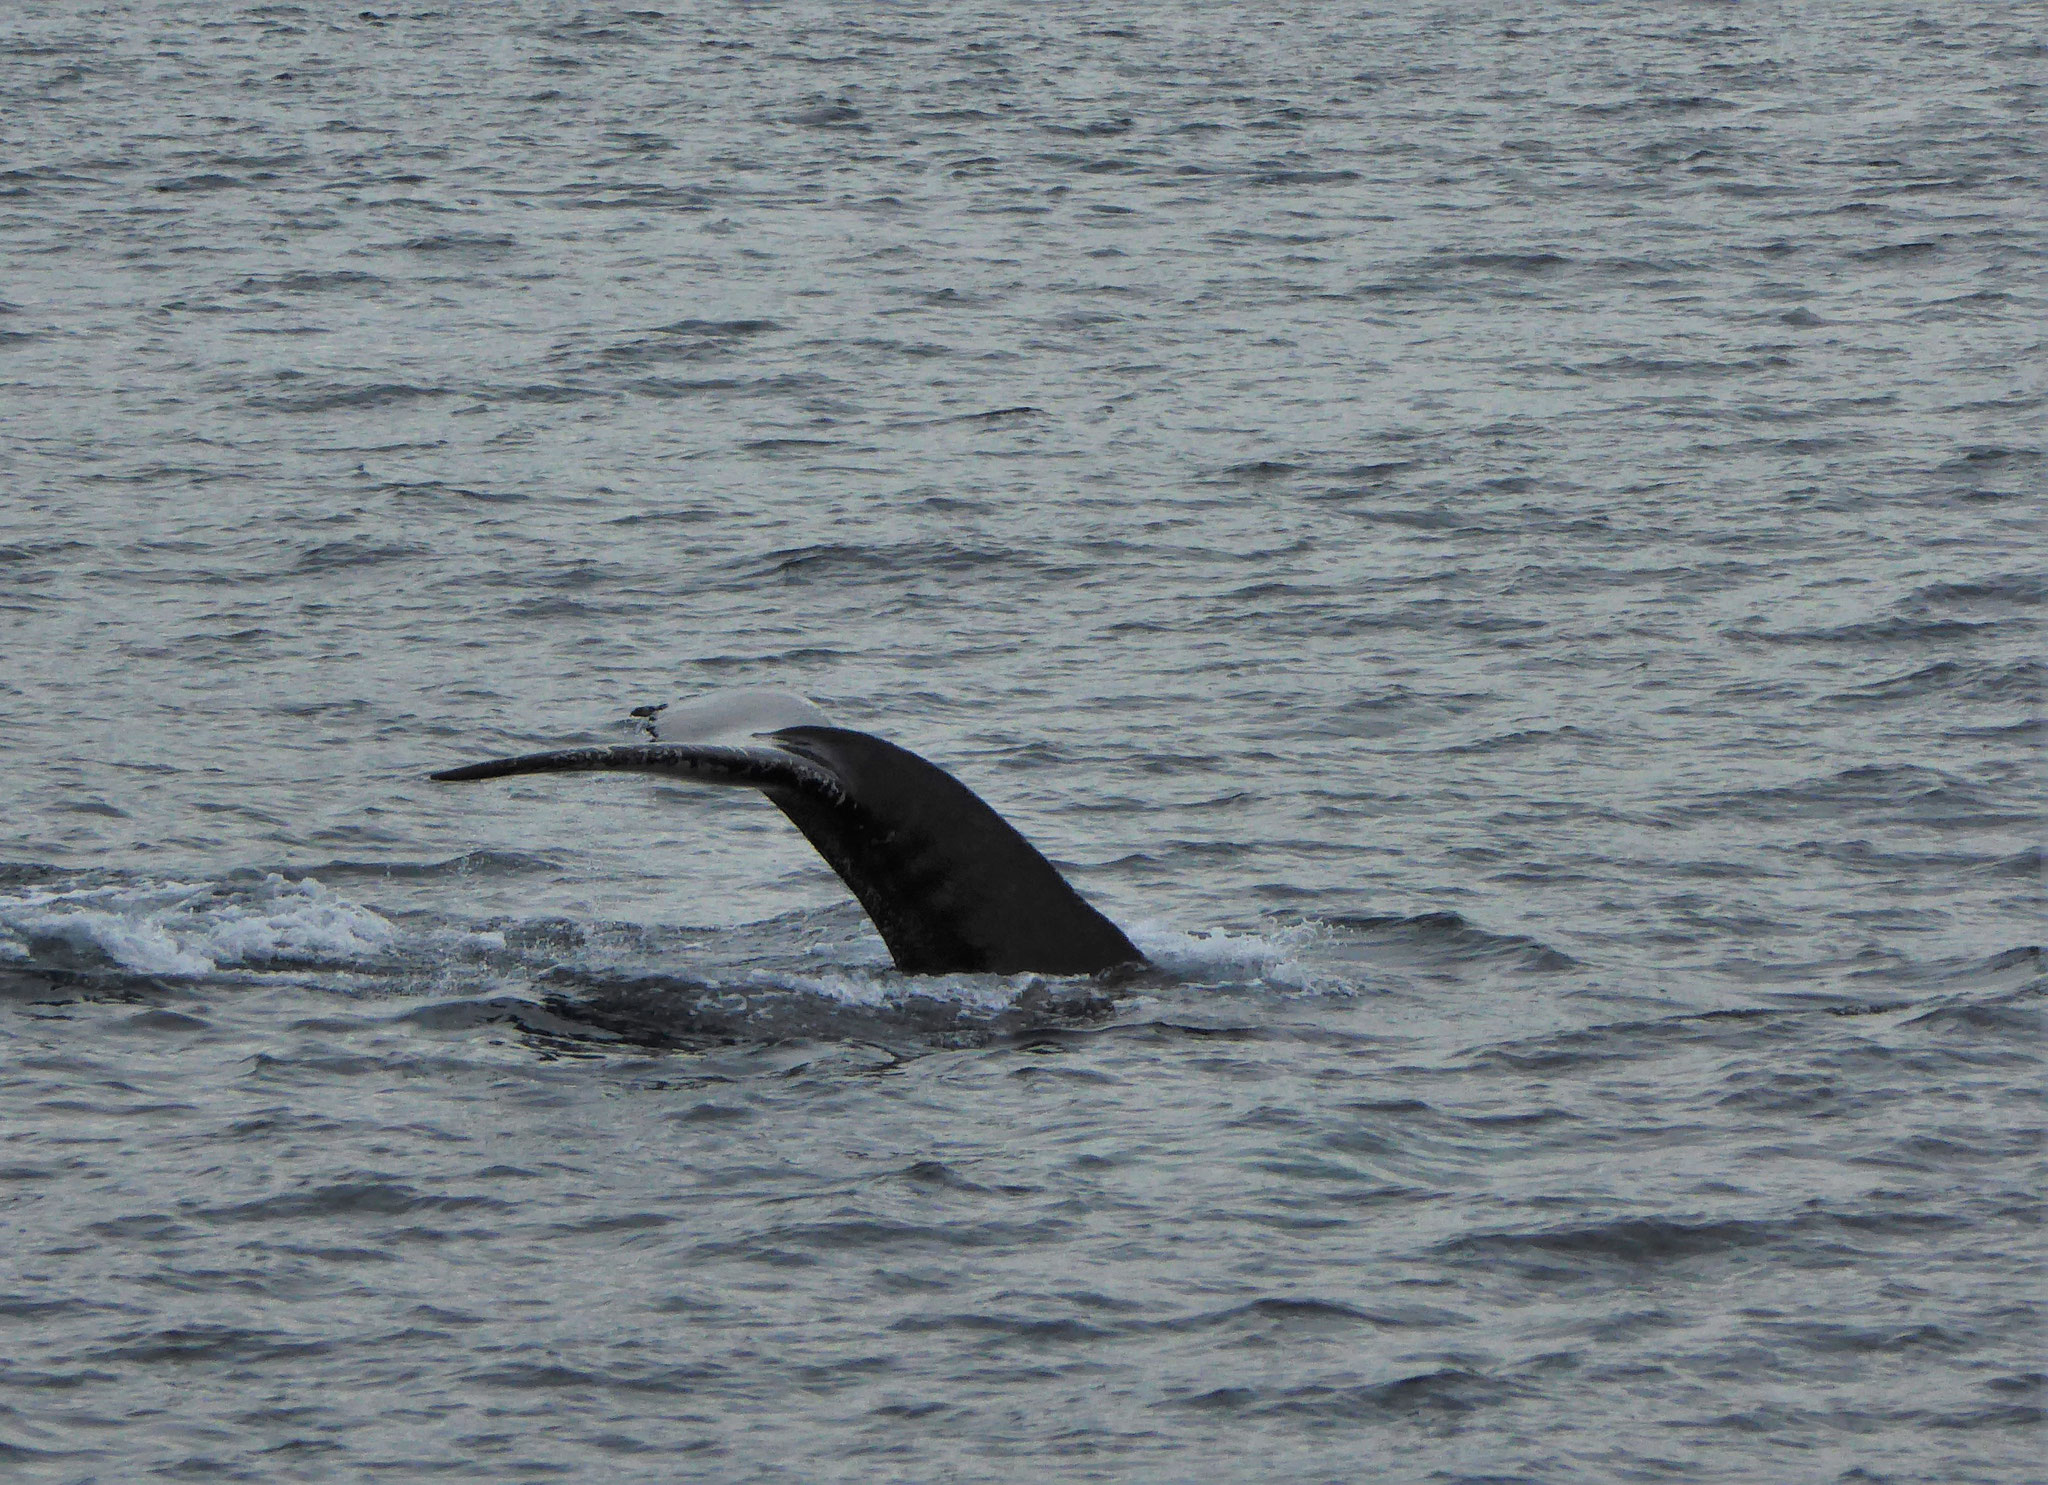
left=3, top=2, right=2043, bottom=1479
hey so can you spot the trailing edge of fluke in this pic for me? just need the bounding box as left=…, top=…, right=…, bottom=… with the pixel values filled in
left=429, top=704, right=1145, bottom=977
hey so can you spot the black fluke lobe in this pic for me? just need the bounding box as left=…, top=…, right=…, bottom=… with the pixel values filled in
left=428, top=725, right=1145, bottom=977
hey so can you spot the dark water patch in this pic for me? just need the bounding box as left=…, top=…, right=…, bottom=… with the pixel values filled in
left=553, top=180, right=718, bottom=211
left=1679, top=764, right=2009, bottom=826
left=1442, top=724, right=1599, bottom=755
left=1171, top=1367, right=1517, bottom=1418
left=87, top=1324, right=335, bottom=1366
left=1850, top=238, right=1944, bottom=261
left=292, top=540, right=425, bottom=574
left=653, top=316, right=781, bottom=339
left=1782, top=838, right=2020, bottom=880
left=1977, top=846, right=2044, bottom=880
left=891, top=1311, right=1116, bottom=1342
left=630, top=372, right=835, bottom=399
left=791, top=102, right=863, bottom=127
left=467, top=1360, right=727, bottom=1393
left=399, top=231, right=518, bottom=256
left=119, top=1008, right=211, bottom=1034
left=1453, top=250, right=1570, bottom=273
left=1937, top=444, right=2040, bottom=477
left=1150, top=1296, right=1465, bottom=1335
left=1903, top=571, right=2047, bottom=609
left=936, top=404, right=1041, bottom=425
left=698, top=1214, right=1065, bottom=1262
left=1715, top=1073, right=1891, bottom=1117
left=741, top=436, right=847, bottom=454
left=1043, top=118, right=1134, bottom=137
left=231, top=269, right=386, bottom=295
left=153, top=172, right=245, bottom=193
left=1439, top=1215, right=1801, bottom=1272
left=381, top=478, right=524, bottom=504
left=1250, top=167, right=1360, bottom=186
left=474, top=558, right=627, bottom=591
left=60, top=798, right=130, bottom=819
left=670, top=1101, right=752, bottom=1126
left=750, top=541, right=1022, bottom=583
left=525, top=13, right=682, bottom=45
left=1457, top=1008, right=1805, bottom=1075
left=192, top=1180, right=510, bottom=1223
left=599, top=319, right=782, bottom=364
left=1325, top=911, right=1578, bottom=972
left=896, top=1158, right=1003, bottom=1195
left=607, top=505, right=718, bottom=525
left=0, top=1295, right=140, bottom=1321
left=1217, top=459, right=1301, bottom=482
left=1824, top=658, right=2043, bottom=707
left=1726, top=616, right=2001, bottom=646
left=249, top=381, right=452, bottom=413
left=548, top=1211, right=673, bottom=1236
left=494, top=381, right=598, bottom=404
left=1903, top=981, right=2043, bottom=1038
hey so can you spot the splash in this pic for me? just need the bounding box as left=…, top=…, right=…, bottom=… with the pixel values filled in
left=0, top=874, right=399, bottom=978
left=1130, top=920, right=1334, bottom=991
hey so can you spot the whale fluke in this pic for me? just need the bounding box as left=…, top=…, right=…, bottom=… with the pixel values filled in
left=429, top=724, right=1145, bottom=977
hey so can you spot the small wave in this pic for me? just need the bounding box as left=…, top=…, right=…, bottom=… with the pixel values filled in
left=1440, top=1207, right=1971, bottom=1276
left=1684, top=764, right=2008, bottom=825
left=400, top=231, right=518, bottom=255
left=1441, top=1214, right=1783, bottom=1267
left=1442, top=724, right=1599, bottom=755
left=1850, top=239, right=1943, bottom=261
left=1219, top=459, right=1302, bottom=481
left=598, top=319, right=781, bottom=364
left=1149, top=1296, right=1465, bottom=1335
left=1905, top=975, right=2043, bottom=1037
left=1460, top=1009, right=1789, bottom=1074
left=1326, top=911, right=1578, bottom=971
left=1043, top=117, right=1133, bottom=137
left=1824, top=658, right=2044, bottom=707
left=86, top=1324, right=333, bottom=1367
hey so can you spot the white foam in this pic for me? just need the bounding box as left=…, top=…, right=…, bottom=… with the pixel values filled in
left=1130, top=920, right=1335, bottom=991
left=0, top=875, right=399, bottom=978
left=750, top=963, right=1028, bottom=1012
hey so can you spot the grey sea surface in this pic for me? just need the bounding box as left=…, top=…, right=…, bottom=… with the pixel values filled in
left=2, top=1, right=2043, bottom=1479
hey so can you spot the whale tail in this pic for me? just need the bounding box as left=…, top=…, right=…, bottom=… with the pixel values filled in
left=430, top=724, right=1145, bottom=977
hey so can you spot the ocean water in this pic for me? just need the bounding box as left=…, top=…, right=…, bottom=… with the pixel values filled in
left=1, top=1, right=2042, bottom=1479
